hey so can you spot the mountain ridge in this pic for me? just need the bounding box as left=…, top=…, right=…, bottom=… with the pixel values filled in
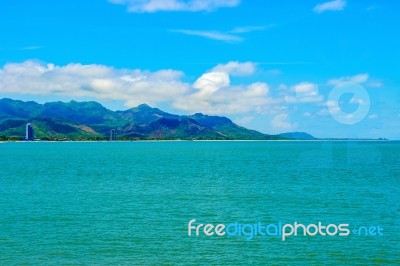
left=0, top=98, right=315, bottom=141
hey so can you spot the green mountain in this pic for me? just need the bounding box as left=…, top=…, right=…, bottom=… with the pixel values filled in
left=0, top=98, right=315, bottom=140
left=277, top=132, right=316, bottom=140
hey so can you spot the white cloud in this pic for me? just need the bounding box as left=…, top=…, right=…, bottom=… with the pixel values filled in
left=0, top=46, right=46, bottom=52
left=109, top=0, right=240, bottom=13
left=170, top=29, right=243, bottom=43
left=0, top=60, right=188, bottom=107
left=285, top=82, right=323, bottom=103
left=303, top=112, right=312, bottom=117
left=170, top=24, right=268, bottom=43
left=368, top=114, right=378, bottom=119
left=192, top=71, right=230, bottom=95
left=211, top=61, right=256, bottom=76
left=327, top=73, right=383, bottom=88
left=313, top=0, right=346, bottom=13
left=271, top=113, right=297, bottom=131
left=0, top=60, right=272, bottom=115
left=349, top=96, right=368, bottom=106
left=328, top=73, right=369, bottom=86
left=234, top=116, right=254, bottom=126
left=229, top=25, right=273, bottom=34
left=326, top=100, right=340, bottom=113
left=294, top=82, right=318, bottom=96
left=173, top=71, right=270, bottom=114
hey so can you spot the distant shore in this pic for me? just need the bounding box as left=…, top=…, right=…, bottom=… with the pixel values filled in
left=0, top=139, right=393, bottom=143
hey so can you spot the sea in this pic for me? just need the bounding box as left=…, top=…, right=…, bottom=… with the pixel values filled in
left=0, top=141, right=399, bottom=265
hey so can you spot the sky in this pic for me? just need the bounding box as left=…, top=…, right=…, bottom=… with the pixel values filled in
left=0, top=0, right=399, bottom=139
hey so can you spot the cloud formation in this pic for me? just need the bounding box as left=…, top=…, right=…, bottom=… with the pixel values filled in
left=170, top=29, right=242, bottom=43
left=0, top=46, right=46, bottom=52
left=234, top=116, right=253, bottom=126
left=0, top=60, right=270, bottom=115
left=285, top=82, right=323, bottom=103
left=173, top=71, right=270, bottom=114
left=328, top=73, right=369, bottom=85
left=171, top=24, right=270, bottom=43
left=313, top=0, right=346, bottom=13
left=229, top=25, right=273, bottom=34
left=271, top=113, right=297, bottom=131
left=0, top=60, right=188, bottom=107
left=109, top=0, right=240, bottom=13
left=3, top=60, right=380, bottom=132
left=211, top=61, right=256, bottom=76
left=327, top=73, right=383, bottom=88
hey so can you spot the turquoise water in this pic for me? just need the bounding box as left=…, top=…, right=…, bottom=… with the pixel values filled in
left=0, top=141, right=399, bottom=265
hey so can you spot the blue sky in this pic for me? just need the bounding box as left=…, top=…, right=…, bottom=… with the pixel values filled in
left=0, top=0, right=399, bottom=139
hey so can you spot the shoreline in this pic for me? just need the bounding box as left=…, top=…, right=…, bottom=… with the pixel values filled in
left=0, top=139, right=394, bottom=143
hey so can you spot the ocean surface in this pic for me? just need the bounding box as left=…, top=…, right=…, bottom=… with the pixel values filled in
left=0, top=141, right=399, bottom=265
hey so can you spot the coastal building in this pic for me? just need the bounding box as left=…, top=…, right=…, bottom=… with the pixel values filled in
left=25, top=123, right=34, bottom=141
left=110, top=129, right=117, bottom=141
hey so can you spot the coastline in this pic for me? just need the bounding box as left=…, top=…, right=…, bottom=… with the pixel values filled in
left=0, top=139, right=394, bottom=143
